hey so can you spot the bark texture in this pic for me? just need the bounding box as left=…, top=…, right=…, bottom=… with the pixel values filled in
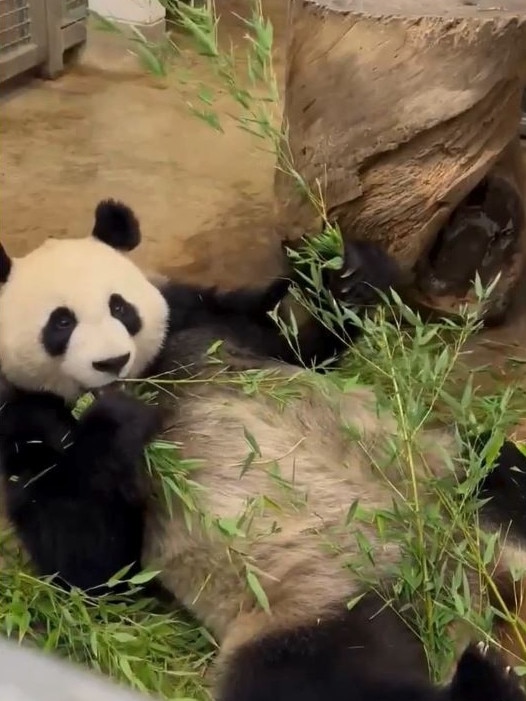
left=274, top=0, right=526, bottom=321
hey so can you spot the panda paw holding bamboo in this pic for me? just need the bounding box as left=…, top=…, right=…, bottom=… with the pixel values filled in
left=0, top=385, right=162, bottom=594
left=0, top=199, right=526, bottom=700
left=279, top=231, right=402, bottom=362
left=448, top=642, right=526, bottom=701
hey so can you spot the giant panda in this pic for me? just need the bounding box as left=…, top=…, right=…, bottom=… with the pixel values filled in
left=1, top=199, right=526, bottom=701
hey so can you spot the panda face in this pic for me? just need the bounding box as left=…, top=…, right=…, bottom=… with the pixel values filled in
left=0, top=235, right=169, bottom=401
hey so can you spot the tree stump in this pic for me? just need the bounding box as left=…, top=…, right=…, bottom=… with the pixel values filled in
left=274, top=0, right=526, bottom=323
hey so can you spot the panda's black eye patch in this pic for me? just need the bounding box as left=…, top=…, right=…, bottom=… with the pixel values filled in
left=109, top=293, right=142, bottom=336
left=41, top=307, right=77, bottom=357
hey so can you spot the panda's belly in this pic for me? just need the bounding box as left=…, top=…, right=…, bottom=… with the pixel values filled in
left=142, top=380, right=402, bottom=640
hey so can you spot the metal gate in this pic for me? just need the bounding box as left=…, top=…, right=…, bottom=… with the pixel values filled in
left=0, top=0, right=88, bottom=85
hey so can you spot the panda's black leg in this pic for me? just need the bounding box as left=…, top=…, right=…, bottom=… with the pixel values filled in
left=217, top=592, right=442, bottom=701
left=217, top=591, right=525, bottom=701
left=160, top=277, right=292, bottom=328
left=212, top=235, right=402, bottom=326
left=470, top=432, right=526, bottom=539
left=0, top=389, right=162, bottom=594
left=448, top=642, right=525, bottom=701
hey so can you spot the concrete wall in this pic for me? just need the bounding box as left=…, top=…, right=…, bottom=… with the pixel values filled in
left=87, top=0, right=166, bottom=35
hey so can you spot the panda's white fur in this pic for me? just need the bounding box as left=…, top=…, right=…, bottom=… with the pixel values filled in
left=0, top=237, right=168, bottom=401
left=1, top=200, right=526, bottom=701
left=144, top=373, right=452, bottom=640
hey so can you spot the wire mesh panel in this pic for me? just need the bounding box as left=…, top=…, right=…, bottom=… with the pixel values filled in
left=64, top=0, right=85, bottom=9
left=62, top=0, right=87, bottom=25
left=0, top=0, right=31, bottom=57
left=0, top=0, right=87, bottom=84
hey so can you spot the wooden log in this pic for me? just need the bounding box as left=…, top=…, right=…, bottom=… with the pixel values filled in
left=274, top=0, right=526, bottom=323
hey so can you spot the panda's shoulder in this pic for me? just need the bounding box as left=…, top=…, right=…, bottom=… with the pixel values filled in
left=154, top=279, right=275, bottom=333
left=154, top=280, right=213, bottom=332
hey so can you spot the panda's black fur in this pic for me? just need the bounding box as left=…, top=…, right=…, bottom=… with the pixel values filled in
left=1, top=201, right=526, bottom=701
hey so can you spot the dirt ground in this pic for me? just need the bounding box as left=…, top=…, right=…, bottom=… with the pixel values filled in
left=0, top=0, right=289, bottom=289
left=1, top=0, right=526, bottom=390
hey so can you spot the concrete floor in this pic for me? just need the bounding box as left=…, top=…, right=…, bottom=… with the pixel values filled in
left=0, top=0, right=288, bottom=289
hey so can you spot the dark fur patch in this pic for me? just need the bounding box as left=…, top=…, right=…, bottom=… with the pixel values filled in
left=0, top=389, right=162, bottom=594
left=41, top=306, right=77, bottom=356
left=92, top=199, right=141, bottom=252
left=217, top=594, right=525, bottom=701
left=475, top=434, right=526, bottom=540
left=109, top=293, right=142, bottom=336
left=326, top=239, right=402, bottom=309
left=216, top=593, right=437, bottom=701
left=0, top=243, right=12, bottom=283
left=449, top=643, right=526, bottom=701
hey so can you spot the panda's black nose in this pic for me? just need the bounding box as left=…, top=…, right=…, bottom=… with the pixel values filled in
left=92, top=353, right=130, bottom=375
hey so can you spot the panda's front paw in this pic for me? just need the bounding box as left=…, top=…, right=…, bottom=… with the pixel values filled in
left=327, top=240, right=401, bottom=310
left=83, top=390, right=163, bottom=449
left=0, top=391, right=75, bottom=454
left=448, top=642, right=525, bottom=701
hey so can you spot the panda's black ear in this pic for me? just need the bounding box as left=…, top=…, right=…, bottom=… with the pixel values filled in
left=0, top=244, right=12, bottom=283
left=92, top=199, right=141, bottom=251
